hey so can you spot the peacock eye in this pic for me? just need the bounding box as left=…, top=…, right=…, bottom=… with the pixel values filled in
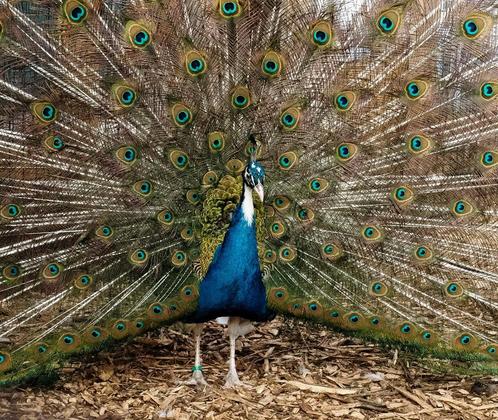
left=269, top=220, right=286, bottom=238
left=461, top=13, right=491, bottom=40
left=2, top=264, right=21, bottom=281
left=454, top=333, right=477, bottom=350
left=277, top=151, right=298, bottom=171
left=451, top=199, right=474, bottom=218
left=321, top=242, right=343, bottom=261
left=404, top=79, right=429, bottom=100
left=444, top=281, right=464, bottom=298
left=264, top=249, right=277, bottom=263
left=376, top=9, right=401, bottom=35
left=310, top=21, right=333, bottom=47
left=391, top=185, right=414, bottom=207
left=96, top=225, right=114, bottom=239
left=480, top=82, right=496, bottom=100
left=279, top=106, right=300, bottom=131
left=63, top=0, right=88, bottom=25
left=169, top=150, right=189, bottom=170
left=369, top=280, right=389, bottom=297
left=262, top=51, right=283, bottom=77
left=129, top=249, right=149, bottom=266
left=207, top=131, right=225, bottom=153
left=74, top=273, right=93, bottom=289
left=361, top=225, right=383, bottom=242
left=219, top=1, right=242, bottom=18
left=407, top=134, right=432, bottom=156
left=157, top=209, right=174, bottom=227
left=132, top=180, right=153, bottom=197
left=480, top=151, right=497, bottom=169
left=42, top=262, right=64, bottom=279
left=172, top=250, right=188, bottom=266
left=308, top=178, right=329, bottom=193
left=31, top=101, right=58, bottom=123
left=171, top=103, right=193, bottom=127
left=126, top=21, right=152, bottom=48
left=278, top=245, right=297, bottom=262
left=116, top=145, right=138, bottom=165
left=185, top=51, right=207, bottom=76
left=334, top=91, right=356, bottom=111
left=231, top=86, right=252, bottom=110
left=1, top=203, right=22, bottom=220
left=112, top=83, right=138, bottom=108
left=335, top=143, right=358, bottom=162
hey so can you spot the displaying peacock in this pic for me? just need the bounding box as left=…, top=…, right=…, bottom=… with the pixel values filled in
left=0, top=0, right=497, bottom=389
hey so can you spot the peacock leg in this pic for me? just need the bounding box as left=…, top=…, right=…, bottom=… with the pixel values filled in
left=185, top=323, right=207, bottom=386
left=224, top=317, right=254, bottom=388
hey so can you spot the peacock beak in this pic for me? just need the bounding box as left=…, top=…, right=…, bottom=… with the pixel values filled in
left=254, top=183, right=264, bottom=203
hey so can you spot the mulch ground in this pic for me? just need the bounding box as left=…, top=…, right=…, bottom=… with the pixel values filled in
left=0, top=318, right=497, bottom=419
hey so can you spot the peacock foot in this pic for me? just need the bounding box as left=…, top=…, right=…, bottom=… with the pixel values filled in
left=184, top=366, right=208, bottom=387
left=223, top=368, right=245, bottom=388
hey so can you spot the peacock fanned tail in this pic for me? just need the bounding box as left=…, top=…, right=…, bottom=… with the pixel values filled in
left=0, top=0, right=497, bottom=385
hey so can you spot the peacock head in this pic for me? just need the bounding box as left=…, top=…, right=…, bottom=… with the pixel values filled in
left=243, top=160, right=265, bottom=202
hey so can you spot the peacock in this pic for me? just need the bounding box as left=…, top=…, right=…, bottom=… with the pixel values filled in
left=0, top=0, right=497, bottom=389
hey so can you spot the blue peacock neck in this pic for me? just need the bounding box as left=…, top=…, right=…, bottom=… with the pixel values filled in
left=189, top=181, right=270, bottom=323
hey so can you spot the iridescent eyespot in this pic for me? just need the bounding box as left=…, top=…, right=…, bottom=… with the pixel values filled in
left=30, top=342, right=51, bottom=360
left=262, top=51, right=283, bottom=77
left=172, top=250, right=187, bottom=267
left=264, top=249, right=277, bottom=264
left=269, top=220, right=286, bottom=239
left=335, top=143, right=358, bottom=162
left=480, top=82, right=497, bottom=100
left=84, top=326, right=108, bottom=344
left=444, top=281, right=464, bottom=298
left=219, top=0, right=242, bottom=18
left=451, top=199, right=474, bottom=218
left=202, top=170, right=218, bottom=187
left=407, top=134, right=432, bottom=156
left=308, top=178, right=329, bottom=194
left=461, top=13, right=491, bottom=40
left=165, top=150, right=189, bottom=172
left=479, top=150, right=497, bottom=169
left=231, top=86, right=252, bottom=110
left=63, top=0, right=88, bottom=25
left=399, top=322, right=415, bottom=335
left=57, top=333, right=81, bottom=352
left=279, top=245, right=297, bottom=263
left=111, top=320, right=129, bottom=340
left=321, top=242, right=343, bottom=261
left=185, top=50, right=207, bottom=76
left=376, top=8, right=401, bottom=35
left=95, top=225, right=113, bottom=239
left=157, top=209, right=174, bottom=227
left=413, top=245, right=434, bottom=264
left=296, top=207, right=314, bottom=223
left=225, top=158, right=245, bottom=174
left=3, top=263, right=21, bottom=281
left=181, top=285, right=198, bottom=302
left=0, top=351, right=12, bottom=372
left=288, top=301, right=304, bottom=316
left=111, top=83, right=138, bottom=108
left=116, top=145, right=138, bottom=165
left=278, top=151, right=298, bottom=171
left=310, top=21, right=333, bottom=47
left=31, top=101, right=58, bottom=123
left=334, top=91, right=356, bottom=111
left=147, top=302, right=169, bottom=321
left=129, top=249, right=149, bottom=266
left=404, top=80, right=429, bottom=100
left=171, top=103, right=193, bottom=127
left=74, top=273, right=93, bottom=289
left=391, top=185, right=414, bottom=207
left=273, top=195, right=291, bottom=212
left=44, top=135, right=65, bottom=152
left=361, top=225, right=383, bottom=242
left=207, top=131, right=225, bottom=153
left=344, top=312, right=365, bottom=329
left=180, top=226, right=194, bottom=241
left=269, top=287, right=288, bottom=303
left=125, top=21, right=152, bottom=48
left=132, top=180, right=153, bottom=197
left=42, top=262, right=63, bottom=280
left=485, top=344, right=497, bottom=358
left=305, top=301, right=322, bottom=317
left=187, top=189, right=201, bottom=205
left=454, top=332, right=477, bottom=350
left=279, top=106, right=300, bottom=131
left=369, top=280, right=389, bottom=297
left=1, top=203, right=21, bottom=220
